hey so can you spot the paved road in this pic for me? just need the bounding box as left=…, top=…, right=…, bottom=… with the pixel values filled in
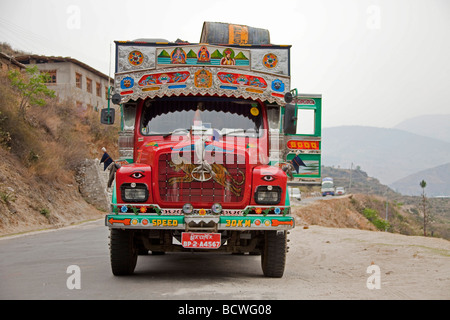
left=0, top=219, right=273, bottom=300
left=1, top=217, right=449, bottom=300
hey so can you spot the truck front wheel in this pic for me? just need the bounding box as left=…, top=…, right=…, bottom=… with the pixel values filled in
left=261, top=230, right=287, bottom=278
left=109, top=229, right=138, bottom=276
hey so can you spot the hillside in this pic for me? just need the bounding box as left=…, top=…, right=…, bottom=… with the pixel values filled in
left=322, top=126, right=450, bottom=185
left=321, top=166, right=398, bottom=197
left=390, top=162, right=450, bottom=197
left=292, top=194, right=423, bottom=237
left=0, top=69, right=118, bottom=236
left=319, top=166, right=450, bottom=240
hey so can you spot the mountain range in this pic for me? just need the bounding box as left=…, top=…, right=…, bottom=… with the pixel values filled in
left=321, top=114, right=450, bottom=196
left=394, top=114, right=450, bottom=143
left=390, top=162, right=450, bottom=196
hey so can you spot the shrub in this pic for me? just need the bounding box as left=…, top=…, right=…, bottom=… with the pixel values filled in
left=40, top=208, right=50, bottom=217
left=362, top=207, right=390, bottom=231
left=0, top=111, right=11, bottom=150
left=8, top=66, right=55, bottom=119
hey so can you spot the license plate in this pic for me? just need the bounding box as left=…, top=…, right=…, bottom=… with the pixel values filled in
left=181, top=232, right=221, bottom=249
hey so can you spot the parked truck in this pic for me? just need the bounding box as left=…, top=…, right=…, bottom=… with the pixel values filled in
left=100, top=22, right=322, bottom=277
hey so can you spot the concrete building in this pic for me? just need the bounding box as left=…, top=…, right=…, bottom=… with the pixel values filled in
left=15, top=55, right=112, bottom=111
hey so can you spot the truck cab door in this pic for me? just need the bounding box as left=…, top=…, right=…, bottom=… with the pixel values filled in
left=282, top=94, right=322, bottom=185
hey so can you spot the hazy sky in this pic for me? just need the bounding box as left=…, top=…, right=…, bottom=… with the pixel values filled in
left=1, top=0, right=449, bottom=128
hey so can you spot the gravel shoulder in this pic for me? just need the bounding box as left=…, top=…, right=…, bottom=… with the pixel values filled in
left=165, top=225, right=450, bottom=300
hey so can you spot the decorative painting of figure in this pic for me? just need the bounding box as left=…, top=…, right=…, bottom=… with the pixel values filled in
left=171, top=47, right=186, bottom=64
left=220, top=48, right=235, bottom=65
left=197, top=46, right=210, bottom=64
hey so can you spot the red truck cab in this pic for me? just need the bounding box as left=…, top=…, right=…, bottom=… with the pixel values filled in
left=101, top=23, right=322, bottom=277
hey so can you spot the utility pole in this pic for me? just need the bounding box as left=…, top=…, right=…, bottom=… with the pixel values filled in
left=385, top=185, right=389, bottom=232
left=349, top=162, right=353, bottom=191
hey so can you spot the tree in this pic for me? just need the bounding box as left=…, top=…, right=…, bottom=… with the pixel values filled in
left=419, top=180, right=428, bottom=236
left=7, top=66, right=55, bottom=119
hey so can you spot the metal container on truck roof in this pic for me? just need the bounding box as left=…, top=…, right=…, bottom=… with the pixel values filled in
left=200, top=21, right=270, bottom=45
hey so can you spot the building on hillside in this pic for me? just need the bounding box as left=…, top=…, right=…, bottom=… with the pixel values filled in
left=0, top=52, right=25, bottom=71
left=15, top=54, right=113, bottom=111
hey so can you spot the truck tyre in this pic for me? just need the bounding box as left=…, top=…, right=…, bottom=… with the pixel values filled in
left=261, top=230, right=286, bottom=278
left=110, top=229, right=138, bottom=276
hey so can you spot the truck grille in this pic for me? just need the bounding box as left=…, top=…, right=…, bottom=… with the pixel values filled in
left=158, top=152, right=246, bottom=204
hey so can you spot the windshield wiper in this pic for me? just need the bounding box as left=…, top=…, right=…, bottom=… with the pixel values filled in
left=221, top=129, right=244, bottom=137
left=162, top=128, right=191, bottom=138
left=221, top=129, right=259, bottom=137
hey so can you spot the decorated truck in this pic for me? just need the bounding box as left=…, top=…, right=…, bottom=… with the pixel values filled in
left=100, top=22, right=322, bottom=277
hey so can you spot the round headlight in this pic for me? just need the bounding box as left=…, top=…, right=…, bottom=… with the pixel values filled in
left=211, top=203, right=222, bottom=214
left=182, top=203, right=193, bottom=214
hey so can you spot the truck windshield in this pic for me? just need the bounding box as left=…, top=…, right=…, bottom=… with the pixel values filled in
left=140, top=98, right=263, bottom=137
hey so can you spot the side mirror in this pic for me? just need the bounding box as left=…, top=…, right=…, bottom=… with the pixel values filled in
left=100, top=108, right=115, bottom=125
left=284, top=92, right=293, bottom=104
left=111, top=93, right=122, bottom=105
left=283, top=104, right=297, bottom=134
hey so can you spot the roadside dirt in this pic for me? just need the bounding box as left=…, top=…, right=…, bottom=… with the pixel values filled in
left=291, top=195, right=378, bottom=231
left=281, top=224, right=450, bottom=299
left=0, top=149, right=106, bottom=237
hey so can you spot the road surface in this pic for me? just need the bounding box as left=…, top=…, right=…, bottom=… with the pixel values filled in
left=1, top=217, right=449, bottom=300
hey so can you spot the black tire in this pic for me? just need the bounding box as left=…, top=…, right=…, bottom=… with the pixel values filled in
left=261, top=230, right=287, bottom=278
left=110, top=229, right=138, bottom=276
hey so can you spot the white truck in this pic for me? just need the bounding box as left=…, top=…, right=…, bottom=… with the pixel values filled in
left=321, top=177, right=335, bottom=196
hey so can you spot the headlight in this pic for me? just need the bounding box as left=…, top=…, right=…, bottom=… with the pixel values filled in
left=120, top=183, right=148, bottom=202
left=254, top=186, right=282, bottom=204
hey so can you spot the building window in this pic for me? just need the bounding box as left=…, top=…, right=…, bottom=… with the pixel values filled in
left=76, top=73, right=82, bottom=89
left=96, top=82, right=101, bottom=97
left=86, top=78, right=92, bottom=93
left=105, top=86, right=109, bottom=100
left=41, top=70, right=57, bottom=84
